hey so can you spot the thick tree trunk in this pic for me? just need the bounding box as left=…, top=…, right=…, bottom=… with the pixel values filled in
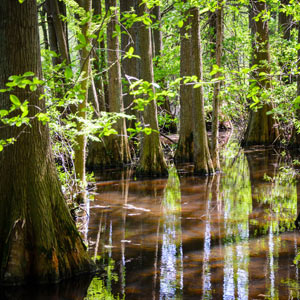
left=243, top=0, right=279, bottom=146
left=211, top=1, right=223, bottom=172
left=175, top=8, right=194, bottom=163
left=0, top=0, right=93, bottom=285
left=191, top=7, right=214, bottom=175
left=136, top=1, right=168, bottom=176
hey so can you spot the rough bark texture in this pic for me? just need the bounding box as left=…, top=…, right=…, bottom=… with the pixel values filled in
left=0, top=0, right=93, bottom=285
left=74, top=0, right=93, bottom=201
left=211, top=1, right=223, bottom=171
left=136, top=1, right=168, bottom=176
left=87, top=0, right=131, bottom=169
left=243, top=0, right=279, bottom=146
left=175, top=8, right=194, bottom=163
left=191, top=7, right=214, bottom=175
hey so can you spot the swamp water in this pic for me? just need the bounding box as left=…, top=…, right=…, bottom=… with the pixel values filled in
left=2, top=141, right=300, bottom=299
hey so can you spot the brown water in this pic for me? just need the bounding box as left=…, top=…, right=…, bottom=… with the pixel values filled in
left=2, top=142, right=300, bottom=299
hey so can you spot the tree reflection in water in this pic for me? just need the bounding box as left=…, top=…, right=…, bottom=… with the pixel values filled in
left=3, top=143, right=300, bottom=299
left=159, top=167, right=183, bottom=299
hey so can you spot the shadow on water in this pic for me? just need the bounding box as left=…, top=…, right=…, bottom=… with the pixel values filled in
left=3, top=139, right=300, bottom=299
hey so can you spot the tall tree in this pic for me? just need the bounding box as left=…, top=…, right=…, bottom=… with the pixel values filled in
left=136, top=1, right=168, bottom=176
left=211, top=1, right=224, bottom=171
left=0, top=0, right=93, bottom=284
left=87, top=0, right=131, bottom=168
left=191, top=7, right=214, bottom=175
left=175, top=6, right=194, bottom=163
left=74, top=0, right=93, bottom=201
left=46, top=0, right=70, bottom=66
left=243, top=0, right=279, bottom=146
left=290, top=22, right=300, bottom=146
left=278, top=0, right=292, bottom=41
left=120, top=0, right=139, bottom=129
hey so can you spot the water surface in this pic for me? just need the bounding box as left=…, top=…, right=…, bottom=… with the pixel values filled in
left=2, top=142, right=300, bottom=300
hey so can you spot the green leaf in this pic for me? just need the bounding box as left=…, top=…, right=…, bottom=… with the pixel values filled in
left=77, top=33, right=86, bottom=45
left=178, top=20, right=184, bottom=28
left=23, top=71, right=35, bottom=77
left=29, top=85, right=37, bottom=91
left=64, top=67, right=73, bottom=80
left=10, top=94, right=21, bottom=107
left=144, top=127, right=152, bottom=135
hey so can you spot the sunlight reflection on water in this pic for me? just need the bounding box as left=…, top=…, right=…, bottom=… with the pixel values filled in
left=2, top=142, right=300, bottom=300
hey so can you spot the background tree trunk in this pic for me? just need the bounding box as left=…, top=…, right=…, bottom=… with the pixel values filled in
left=136, top=1, right=167, bottom=176
left=191, top=7, right=214, bottom=175
left=74, top=0, right=93, bottom=201
left=211, top=1, right=224, bottom=171
left=175, top=8, right=194, bottom=163
left=87, top=0, right=131, bottom=169
left=120, top=0, right=139, bottom=129
left=243, top=0, right=279, bottom=146
left=0, top=0, right=93, bottom=285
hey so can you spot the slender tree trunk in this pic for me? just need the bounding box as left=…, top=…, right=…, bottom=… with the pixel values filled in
left=243, top=0, right=279, bottom=146
left=106, top=0, right=131, bottom=165
left=298, top=22, right=300, bottom=97
left=211, top=1, right=224, bottom=171
left=278, top=0, right=292, bottom=41
left=0, top=0, right=93, bottom=285
left=152, top=4, right=176, bottom=134
left=47, top=0, right=70, bottom=64
left=40, top=4, right=49, bottom=50
left=46, top=0, right=62, bottom=66
left=87, top=0, right=131, bottom=169
left=152, top=5, right=163, bottom=59
left=120, top=0, right=139, bottom=128
left=191, top=7, right=214, bottom=175
left=175, top=7, right=194, bottom=163
left=136, top=1, right=168, bottom=176
left=74, top=0, right=93, bottom=201
left=92, top=0, right=106, bottom=112
left=290, top=22, right=300, bottom=147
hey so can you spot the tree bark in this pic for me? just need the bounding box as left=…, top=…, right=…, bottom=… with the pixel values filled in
left=211, top=1, right=224, bottom=171
left=191, top=7, right=214, bottom=175
left=175, top=7, right=194, bottom=163
left=152, top=5, right=163, bottom=59
left=74, top=0, right=93, bottom=201
left=278, top=0, right=292, bottom=41
left=243, top=0, right=279, bottom=146
left=136, top=1, right=168, bottom=176
left=87, top=0, right=131, bottom=169
left=120, top=0, right=139, bottom=129
left=46, top=0, right=70, bottom=65
left=0, top=0, right=93, bottom=285
left=290, top=22, right=300, bottom=147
